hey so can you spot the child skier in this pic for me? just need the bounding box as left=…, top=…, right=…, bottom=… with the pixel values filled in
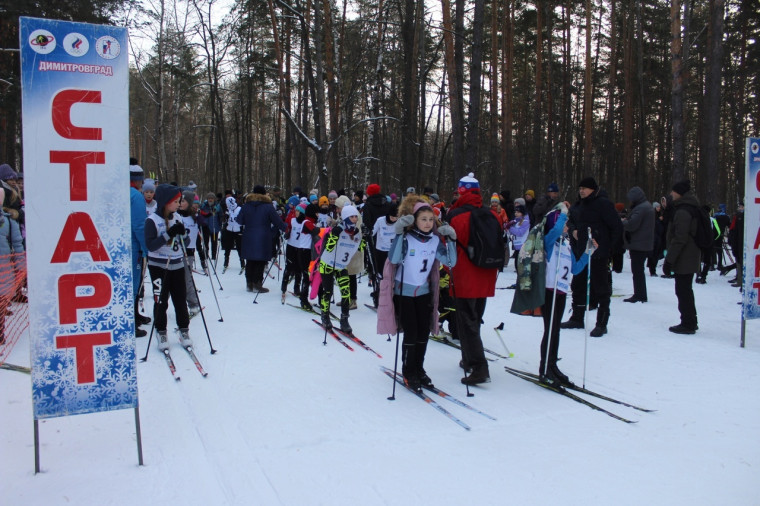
left=370, top=203, right=398, bottom=307
left=318, top=205, right=365, bottom=333
left=282, top=203, right=319, bottom=308
left=144, top=184, right=193, bottom=351
left=538, top=203, right=595, bottom=386
left=177, top=191, right=202, bottom=316
left=377, top=201, right=457, bottom=392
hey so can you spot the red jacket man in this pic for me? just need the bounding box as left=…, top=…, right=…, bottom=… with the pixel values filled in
left=447, top=173, right=498, bottom=385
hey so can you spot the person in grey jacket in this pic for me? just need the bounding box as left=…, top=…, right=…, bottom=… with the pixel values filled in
left=664, top=180, right=702, bottom=334
left=622, top=186, right=655, bottom=302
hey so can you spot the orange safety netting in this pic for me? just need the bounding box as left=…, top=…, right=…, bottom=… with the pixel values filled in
left=0, top=254, right=29, bottom=368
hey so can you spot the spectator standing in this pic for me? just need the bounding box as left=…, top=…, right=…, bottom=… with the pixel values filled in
left=446, top=173, right=498, bottom=385
left=663, top=180, right=702, bottom=334
left=129, top=159, right=150, bottom=337
left=622, top=186, right=654, bottom=302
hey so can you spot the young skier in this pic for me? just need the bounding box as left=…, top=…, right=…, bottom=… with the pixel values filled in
left=222, top=195, right=245, bottom=273
left=177, top=191, right=202, bottom=315
left=376, top=200, right=457, bottom=392
left=282, top=203, right=319, bottom=307
left=370, top=203, right=398, bottom=306
left=144, top=184, right=193, bottom=351
left=538, top=202, right=595, bottom=386
left=318, top=205, right=365, bottom=333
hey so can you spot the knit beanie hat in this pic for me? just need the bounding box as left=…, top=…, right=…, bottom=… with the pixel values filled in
left=514, top=204, right=526, bottom=215
left=390, top=193, right=398, bottom=201
left=490, top=193, right=500, bottom=204
left=319, top=196, right=329, bottom=206
left=514, top=197, right=526, bottom=207
left=287, top=195, right=300, bottom=207
left=142, top=180, right=156, bottom=193
left=366, top=183, right=381, bottom=196
left=457, top=172, right=479, bottom=194
left=182, top=190, right=196, bottom=203
left=578, top=177, right=599, bottom=190
left=129, top=157, right=144, bottom=182
left=525, top=189, right=535, bottom=199
left=672, top=180, right=690, bottom=196
left=335, top=195, right=352, bottom=209
left=328, top=190, right=338, bottom=199
left=253, top=184, right=266, bottom=195
left=547, top=183, right=559, bottom=193
left=309, top=194, right=318, bottom=203
left=295, top=202, right=307, bottom=215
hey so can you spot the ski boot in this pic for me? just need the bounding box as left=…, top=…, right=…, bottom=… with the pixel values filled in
left=339, top=314, right=352, bottom=334
left=321, top=311, right=333, bottom=331
left=157, top=330, right=169, bottom=351
left=178, top=328, right=193, bottom=347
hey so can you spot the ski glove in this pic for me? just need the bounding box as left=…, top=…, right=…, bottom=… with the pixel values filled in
left=662, top=261, right=674, bottom=277
left=394, top=214, right=415, bottom=234
left=167, top=222, right=186, bottom=237
left=438, top=225, right=457, bottom=241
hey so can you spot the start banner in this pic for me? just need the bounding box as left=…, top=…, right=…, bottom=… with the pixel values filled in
left=745, top=138, right=760, bottom=320
left=20, top=17, right=137, bottom=419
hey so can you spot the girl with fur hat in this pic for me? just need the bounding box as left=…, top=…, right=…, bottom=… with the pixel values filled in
left=376, top=197, right=457, bottom=392
left=317, top=204, right=365, bottom=333
left=144, top=184, right=193, bottom=351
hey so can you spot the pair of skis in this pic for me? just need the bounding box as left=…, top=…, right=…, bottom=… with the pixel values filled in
left=428, top=333, right=502, bottom=361
left=161, top=335, right=209, bottom=381
left=311, top=319, right=382, bottom=358
left=504, top=366, right=654, bottom=424
left=382, top=366, right=496, bottom=431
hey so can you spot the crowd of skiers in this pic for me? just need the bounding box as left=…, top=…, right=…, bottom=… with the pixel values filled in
left=127, top=158, right=747, bottom=392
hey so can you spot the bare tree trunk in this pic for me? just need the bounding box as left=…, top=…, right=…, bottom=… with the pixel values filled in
left=582, top=0, right=593, bottom=174
left=464, top=0, right=486, bottom=173
left=531, top=0, right=544, bottom=188
left=670, top=0, right=686, bottom=181
left=702, top=0, right=724, bottom=205
left=441, top=0, right=465, bottom=174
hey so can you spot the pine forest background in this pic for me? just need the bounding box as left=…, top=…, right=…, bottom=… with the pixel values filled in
left=1, top=0, right=759, bottom=207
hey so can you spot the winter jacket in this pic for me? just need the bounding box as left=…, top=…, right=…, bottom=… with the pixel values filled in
left=376, top=229, right=454, bottom=335
left=568, top=189, right=623, bottom=260
left=446, top=191, right=498, bottom=298
left=508, top=216, right=531, bottom=251
left=361, top=193, right=390, bottom=233
left=623, top=186, right=655, bottom=252
left=199, top=200, right=222, bottom=234
left=130, top=186, right=148, bottom=257
left=237, top=193, right=287, bottom=261
left=144, top=184, right=189, bottom=270
left=665, top=192, right=702, bottom=274
left=0, top=212, right=25, bottom=299
left=532, top=194, right=558, bottom=224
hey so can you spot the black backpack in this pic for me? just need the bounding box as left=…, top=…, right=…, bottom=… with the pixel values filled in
left=685, top=205, right=714, bottom=250
left=451, top=205, right=505, bottom=269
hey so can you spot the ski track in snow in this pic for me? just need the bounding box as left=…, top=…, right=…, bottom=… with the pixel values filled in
left=2, top=258, right=759, bottom=505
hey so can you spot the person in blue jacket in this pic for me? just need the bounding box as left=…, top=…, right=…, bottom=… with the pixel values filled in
left=129, top=158, right=150, bottom=337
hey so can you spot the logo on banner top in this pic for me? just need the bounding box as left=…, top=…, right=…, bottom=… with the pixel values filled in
left=63, top=33, right=89, bottom=57
left=95, top=35, right=120, bottom=60
left=29, top=29, right=56, bottom=54
left=752, top=141, right=759, bottom=156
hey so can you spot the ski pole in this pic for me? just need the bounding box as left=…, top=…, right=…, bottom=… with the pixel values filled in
left=200, top=227, right=224, bottom=291
left=181, top=238, right=217, bottom=354
left=582, top=227, right=593, bottom=389
left=253, top=236, right=284, bottom=304
left=198, top=228, right=224, bottom=320
left=447, top=247, right=473, bottom=398
left=141, top=241, right=175, bottom=362
left=543, top=235, right=564, bottom=378
left=388, top=234, right=406, bottom=401
left=493, top=322, right=514, bottom=358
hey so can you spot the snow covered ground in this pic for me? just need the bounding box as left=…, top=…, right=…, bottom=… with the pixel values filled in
left=2, top=258, right=759, bottom=505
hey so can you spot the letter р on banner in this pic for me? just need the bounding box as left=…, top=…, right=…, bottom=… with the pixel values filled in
left=19, top=17, right=137, bottom=419
left=744, top=138, right=760, bottom=320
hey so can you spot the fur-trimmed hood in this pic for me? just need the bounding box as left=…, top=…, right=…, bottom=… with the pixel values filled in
left=245, top=193, right=272, bottom=204
left=397, top=194, right=425, bottom=217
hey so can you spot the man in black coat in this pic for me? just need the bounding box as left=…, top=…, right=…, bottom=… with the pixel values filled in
left=360, top=183, right=391, bottom=304
left=561, top=177, right=623, bottom=337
